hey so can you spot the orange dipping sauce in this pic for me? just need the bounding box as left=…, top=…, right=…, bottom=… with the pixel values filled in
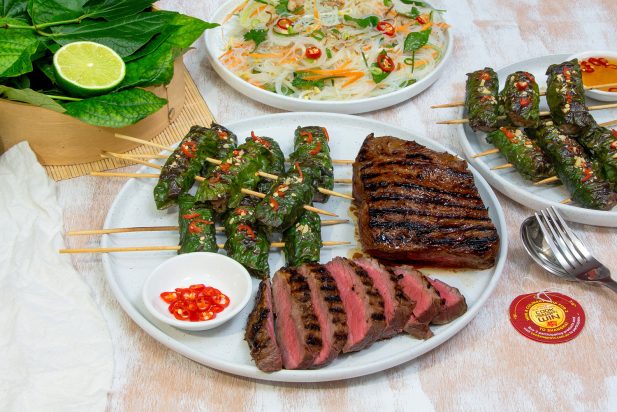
left=580, top=57, right=617, bottom=92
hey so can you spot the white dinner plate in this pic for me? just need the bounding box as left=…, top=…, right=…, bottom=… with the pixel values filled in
left=458, top=54, right=617, bottom=227
left=102, top=112, right=507, bottom=382
left=204, top=0, right=453, bottom=114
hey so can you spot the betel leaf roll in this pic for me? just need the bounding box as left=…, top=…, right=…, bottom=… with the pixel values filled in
left=545, top=59, right=594, bottom=135
left=154, top=125, right=237, bottom=210
left=178, top=194, right=217, bottom=254
left=464, top=68, right=500, bottom=132
left=501, top=71, right=540, bottom=128
left=282, top=210, right=321, bottom=266
left=255, top=162, right=316, bottom=230
left=195, top=134, right=273, bottom=213
left=289, top=126, right=334, bottom=203
left=578, top=124, right=617, bottom=186
left=486, top=127, right=554, bottom=182
left=224, top=204, right=270, bottom=279
left=533, top=121, right=617, bottom=210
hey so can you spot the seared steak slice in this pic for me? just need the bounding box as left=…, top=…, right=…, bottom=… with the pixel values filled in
left=393, top=266, right=441, bottom=339
left=271, top=267, right=322, bottom=369
left=298, top=264, right=348, bottom=367
left=245, top=279, right=283, bottom=372
left=353, top=134, right=499, bottom=269
left=427, top=277, right=468, bottom=324
left=354, top=257, right=415, bottom=339
left=325, top=257, right=386, bottom=352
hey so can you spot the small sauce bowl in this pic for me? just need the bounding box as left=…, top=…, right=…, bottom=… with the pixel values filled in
left=568, top=50, right=617, bottom=102
left=142, top=252, right=253, bottom=331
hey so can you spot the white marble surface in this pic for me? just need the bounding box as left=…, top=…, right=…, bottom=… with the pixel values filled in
left=57, top=1, right=617, bottom=410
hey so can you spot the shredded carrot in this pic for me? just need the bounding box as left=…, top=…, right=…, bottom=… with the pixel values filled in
left=250, top=5, right=266, bottom=17
left=341, top=73, right=364, bottom=88
left=223, top=0, right=249, bottom=24
left=303, top=71, right=364, bottom=81
left=313, top=0, right=319, bottom=19
left=218, top=49, right=233, bottom=61
left=248, top=53, right=284, bottom=58
left=396, top=23, right=412, bottom=34
left=420, top=22, right=433, bottom=31
left=437, top=22, right=451, bottom=29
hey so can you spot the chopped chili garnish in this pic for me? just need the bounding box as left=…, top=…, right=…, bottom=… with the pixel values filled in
left=300, top=130, right=313, bottom=143
left=161, top=284, right=230, bottom=322
left=480, top=95, right=494, bottom=102
left=275, top=184, right=287, bottom=197
left=182, top=212, right=200, bottom=219
left=188, top=218, right=213, bottom=234
left=216, top=130, right=228, bottom=140
left=309, top=140, right=322, bottom=155
left=234, top=208, right=248, bottom=216
left=237, top=224, right=256, bottom=239
left=233, top=149, right=240, bottom=156
left=562, top=67, right=571, bottom=81
left=376, top=21, right=395, bottom=36
left=515, top=81, right=528, bottom=91
left=269, top=197, right=279, bottom=211
left=519, top=97, right=530, bottom=107
left=180, top=141, right=197, bottom=158
left=501, top=127, right=517, bottom=143
left=377, top=53, right=395, bottom=73
left=480, top=72, right=491, bottom=81
left=276, top=18, right=293, bottom=30
left=416, top=15, right=427, bottom=24
left=566, top=93, right=572, bottom=104
left=322, top=127, right=330, bottom=141
left=305, top=46, right=322, bottom=59
left=209, top=173, right=221, bottom=183
left=581, top=173, right=593, bottom=182
left=251, top=131, right=271, bottom=148
left=220, top=163, right=231, bottom=173
left=295, top=161, right=303, bottom=181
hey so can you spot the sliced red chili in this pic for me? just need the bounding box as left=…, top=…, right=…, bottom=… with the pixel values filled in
left=235, top=208, right=248, bottom=216
left=220, top=163, right=231, bottom=173
left=416, top=15, right=427, bottom=24
left=209, top=173, right=221, bottom=183
left=180, top=141, right=197, bottom=158
left=566, top=93, right=572, bottom=104
left=276, top=18, right=293, bottom=30
left=161, top=284, right=230, bottom=322
left=295, top=161, right=303, bottom=181
left=519, top=97, right=531, bottom=107
left=562, top=66, right=571, bottom=81
left=581, top=173, right=593, bottom=182
left=216, top=130, right=228, bottom=140
left=269, top=197, right=279, bottom=211
left=309, top=140, right=322, bottom=155
left=305, top=46, right=322, bottom=59
left=376, top=21, right=395, bottom=36
left=515, top=81, right=528, bottom=91
left=300, top=130, right=313, bottom=143
left=275, top=184, right=287, bottom=197
left=251, top=131, right=271, bottom=148
left=322, top=127, right=330, bottom=141
left=188, top=218, right=213, bottom=234
left=160, top=291, right=177, bottom=304
left=377, top=53, right=394, bottom=73
left=480, top=72, right=491, bottom=81
left=237, top=223, right=256, bottom=239
left=182, top=212, right=200, bottom=219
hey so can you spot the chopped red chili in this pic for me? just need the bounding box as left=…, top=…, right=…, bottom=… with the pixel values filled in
left=519, top=97, right=531, bottom=107
left=251, top=131, right=271, bottom=148
left=237, top=224, right=256, bottom=239
left=275, top=184, right=287, bottom=197
left=322, top=127, right=330, bottom=141
left=416, top=15, right=427, bottom=24
left=180, top=141, right=197, bottom=158
left=376, top=21, right=395, bottom=36
left=295, top=161, right=303, bottom=181
left=377, top=53, right=394, bottom=73
left=305, top=46, right=322, bottom=59
left=300, top=130, right=313, bottom=143
left=234, top=208, right=248, bottom=216
left=220, top=163, right=231, bottom=173
left=269, top=197, right=279, bottom=211
left=562, top=67, right=572, bottom=81
left=161, top=284, right=230, bottom=322
left=309, top=140, right=322, bottom=155
left=188, top=218, right=213, bottom=234
left=209, top=173, right=221, bottom=184
left=515, top=81, right=528, bottom=91
left=216, top=130, right=228, bottom=140
left=480, top=72, right=491, bottom=81
left=276, top=18, right=293, bottom=30
left=182, top=212, right=200, bottom=219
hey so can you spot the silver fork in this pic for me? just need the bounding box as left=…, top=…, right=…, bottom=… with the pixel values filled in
left=534, top=206, right=617, bottom=294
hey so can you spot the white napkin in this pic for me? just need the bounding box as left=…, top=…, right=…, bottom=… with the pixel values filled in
left=0, top=142, right=113, bottom=412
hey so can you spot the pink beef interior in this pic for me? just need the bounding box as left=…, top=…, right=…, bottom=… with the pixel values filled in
left=394, top=267, right=439, bottom=324
left=272, top=273, right=303, bottom=370
left=354, top=259, right=395, bottom=329
left=306, top=275, right=333, bottom=366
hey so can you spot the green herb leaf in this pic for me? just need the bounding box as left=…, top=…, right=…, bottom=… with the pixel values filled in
left=291, top=71, right=324, bottom=90
left=244, top=28, right=268, bottom=51
left=343, top=14, right=379, bottom=28
left=1, top=0, right=29, bottom=21
left=0, top=85, right=66, bottom=112
left=383, top=0, right=393, bottom=6
left=50, top=11, right=175, bottom=57
left=0, top=22, right=39, bottom=77
left=403, top=28, right=431, bottom=53
left=120, top=44, right=184, bottom=89
left=164, top=13, right=219, bottom=48
left=82, top=0, right=154, bottom=21
left=27, top=0, right=87, bottom=25
left=325, top=48, right=332, bottom=59
left=63, top=88, right=167, bottom=128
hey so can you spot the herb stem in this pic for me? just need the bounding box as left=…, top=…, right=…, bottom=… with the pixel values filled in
left=34, top=15, right=86, bottom=30
left=4, top=23, right=35, bottom=29
left=46, top=95, right=83, bottom=102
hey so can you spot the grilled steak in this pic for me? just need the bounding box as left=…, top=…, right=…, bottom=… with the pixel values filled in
left=271, top=267, right=322, bottom=369
left=427, top=277, right=468, bottom=324
left=393, top=266, right=442, bottom=339
left=298, top=264, right=348, bottom=367
left=325, top=257, right=386, bottom=352
left=245, top=279, right=283, bottom=372
left=353, top=134, right=499, bottom=269
left=354, top=257, right=415, bottom=339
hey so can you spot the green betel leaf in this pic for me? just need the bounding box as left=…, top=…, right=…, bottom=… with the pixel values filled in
left=82, top=0, right=155, bottom=21
left=403, top=28, right=432, bottom=53
left=27, top=0, right=88, bottom=25
left=63, top=88, right=167, bottom=127
left=0, top=85, right=66, bottom=112
left=120, top=44, right=184, bottom=89
left=50, top=11, right=175, bottom=57
left=165, top=13, right=219, bottom=48
left=2, top=0, right=29, bottom=21
left=0, top=24, right=39, bottom=77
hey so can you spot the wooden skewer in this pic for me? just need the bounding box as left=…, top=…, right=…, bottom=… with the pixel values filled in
left=239, top=188, right=338, bottom=217
left=561, top=198, right=572, bottom=204
left=437, top=102, right=617, bottom=125
left=491, top=163, right=513, bottom=170
left=66, top=220, right=349, bottom=236
left=471, top=148, right=499, bottom=158
left=600, top=119, right=617, bottom=127
left=102, top=151, right=162, bottom=170
left=334, top=178, right=352, bottom=184
left=534, top=176, right=561, bottom=185
left=431, top=82, right=617, bottom=109
left=59, top=241, right=352, bottom=254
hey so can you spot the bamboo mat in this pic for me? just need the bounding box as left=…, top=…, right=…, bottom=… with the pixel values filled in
left=44, top=67, right=216, bottom=181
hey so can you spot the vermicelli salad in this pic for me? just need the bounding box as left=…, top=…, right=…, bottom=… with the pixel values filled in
left=218, top=0, right=450, bottom=101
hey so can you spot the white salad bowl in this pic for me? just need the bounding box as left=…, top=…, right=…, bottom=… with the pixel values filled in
left=142, top=252, right=253, bottom=331
left=567, top=50, right=617, bottom=102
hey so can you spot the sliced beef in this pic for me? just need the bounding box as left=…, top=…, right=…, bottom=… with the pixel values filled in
left=271, top=267, right=322, bottom=369
left=244, top=279, right=283, bottom=372
left=354, top=257, right=415, bottom=339
left=427, top=277, right=468, bottom=324
left=393, top=266, right=441, bottom=340
left=325, top=257, right=386, bottom=352
left=298, top=264, right=348, bottom=367
left=353, top=134, right=500, bottom=269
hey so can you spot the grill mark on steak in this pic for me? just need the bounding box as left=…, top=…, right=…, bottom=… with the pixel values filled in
left=244, top=279, right=283, bottom=372
left=362, top=181, right=483, bottom=200
left=367, top=193, right=487, bottom=210
left=368, top=221, right=495, bottom=234
left=368, top=207, right=492, bottom=221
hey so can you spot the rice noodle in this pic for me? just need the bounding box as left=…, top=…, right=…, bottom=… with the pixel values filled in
left=219, top=0, right=450, bottom=101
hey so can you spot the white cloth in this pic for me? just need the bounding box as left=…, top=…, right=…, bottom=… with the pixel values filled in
left=0, top=142, right=113, bottom=412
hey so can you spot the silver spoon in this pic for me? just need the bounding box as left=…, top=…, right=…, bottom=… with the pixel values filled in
left=521, top=212, right=617, bottom=293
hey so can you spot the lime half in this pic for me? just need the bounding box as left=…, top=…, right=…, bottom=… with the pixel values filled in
left=53, top=41, right=126, bottom=97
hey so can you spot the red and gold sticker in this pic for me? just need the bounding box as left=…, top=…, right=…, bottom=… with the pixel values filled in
left=509, top=292, right=585, bottom=344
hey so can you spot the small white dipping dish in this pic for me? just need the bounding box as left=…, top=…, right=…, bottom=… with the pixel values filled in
left=567, top=50, right=617, bottom=102
left=142, top=252, right=253, bottom=331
